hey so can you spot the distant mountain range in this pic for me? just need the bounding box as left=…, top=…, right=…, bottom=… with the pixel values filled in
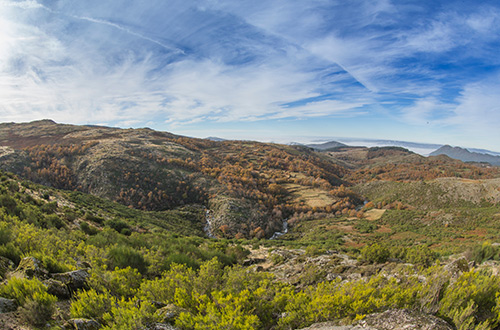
left=305, top=141, right=348, bottom=150
left=430, top=145, right=500, bottom=166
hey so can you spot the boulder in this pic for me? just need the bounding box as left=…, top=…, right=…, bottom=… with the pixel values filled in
left=358, top=309, right=453, bottom=330
left=44, top=278, right=71, bottom=299
left=0, top=297, right=17, bottom=313
left=51, top=269, right=89, bottom=292
left=296, top=309, right=452, bottom=330
left=13, top=257, right=48, bottom=279
left=444, top=256, right=469, bottom=278
left=68, top=318, right=101, bottom=330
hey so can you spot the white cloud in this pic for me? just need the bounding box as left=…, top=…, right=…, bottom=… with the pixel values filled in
left=450, top=78, right=500, bottom=143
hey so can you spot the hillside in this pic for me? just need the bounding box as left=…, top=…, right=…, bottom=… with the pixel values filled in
left=1, top=122, right=500, bottom=328
left=1, top=121, right=500, bottom=240
left=0, top=120, right=358, bottom=239
left=431, top=145, right=500, bottom=166
left=1, top=164, right=500, bottom=329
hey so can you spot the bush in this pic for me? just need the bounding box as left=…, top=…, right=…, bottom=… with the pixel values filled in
left=105, top=218, right=130, bottom=234
left=70, top=288, right=113, bottom=323
left=359, top=243, right=390, bottom=263
left=80, top=222, right=98, bottom=235
left=19, top=291, right=57, bottom=327
left=0, top=277, right=49, bottom=305
left=108, top=245, right=148, bottom=274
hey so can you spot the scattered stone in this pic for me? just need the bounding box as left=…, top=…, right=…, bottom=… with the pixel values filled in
left=150, top=323, right=179, bottom=330
left=242, top=258, right=266, bottom=266
left=0, top=297, right=17, bottom=313
left=444, top=256, right=469, bottom=278
left=358, top=308, right=453, bottom=330
left=68, top=318, right=101, bottom=330
left=296, top=309, right=452, bottom=330
left=297, top=321, right=365, bottom=329
left=51, top=269, right=89, bottom=292
left=44, top=278, right=71, bottom=299
left=13, top=257, right=48, bottom=279
left=155, top=304, right=186, bottom=324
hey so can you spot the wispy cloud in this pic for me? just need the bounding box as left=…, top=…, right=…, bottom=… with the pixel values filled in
left=0, top=0, right=499, bottom=150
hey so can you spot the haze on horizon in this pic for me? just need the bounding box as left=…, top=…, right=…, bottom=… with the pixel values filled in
left=1, top=0, right=499, bottom=152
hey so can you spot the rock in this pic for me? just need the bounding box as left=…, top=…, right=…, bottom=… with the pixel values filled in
left=13, top=257, right=49, bottom=279
left=444, top=256, right=469, bottom=278
left=68, top=318, right=101, bottom=330
left=150, top=323, right=179, bottom=330
left=44, top=278, right=71, bottom=299
left=51, top=269, right=89, bottom=292
left=155, top=304, right=185, bottom=324
left=296, top=309, right=452, bottom=330
left=297, top=322, right=365, bottom=329
left=242, top=258, right=266, bottom=266
left=358, top=309, right=453, bottom=330
left=0, top=297, right=17, bottom=313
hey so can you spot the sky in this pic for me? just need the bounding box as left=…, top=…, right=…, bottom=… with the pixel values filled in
left=1, top=0, right=500, bottom=151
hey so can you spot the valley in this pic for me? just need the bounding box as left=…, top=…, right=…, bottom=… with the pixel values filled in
left=0, top=121, right=500, bottom=329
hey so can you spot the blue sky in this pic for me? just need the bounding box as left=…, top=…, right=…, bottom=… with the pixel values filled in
left=1, top=0, right=500, bottom=151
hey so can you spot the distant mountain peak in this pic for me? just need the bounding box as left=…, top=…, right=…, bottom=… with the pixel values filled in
left=306, top=140, right=347, bottom=151
left=430, top=145, right=500, bottom=166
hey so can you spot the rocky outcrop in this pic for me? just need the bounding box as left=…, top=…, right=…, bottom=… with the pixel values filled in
left=297, top=309, right=453, bottom=330
left=358, top=309, right=453, bottom=329
left=0, top=297, right=17, bottom=313
left=51, top=269, right=89, bottom=292
left=444, top=256, right=469, bottom=279
left=44, top=278, right=71, bottom=299
left=68, top=318, right=101, bottom=330
left=13, top=257, right=49, bottom=279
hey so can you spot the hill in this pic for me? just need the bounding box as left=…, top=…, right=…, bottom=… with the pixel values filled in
left=2, top=122, right=500, bottom=329
left=430, top=145, right=500, bottom=166
left=305, top=140, right=348, bottom=150
left=0, top=120, right=359, bottom=239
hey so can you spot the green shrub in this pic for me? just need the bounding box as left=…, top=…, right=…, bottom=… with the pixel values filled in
left=40, top=201, right=58, bottom=214
left=359, top=243, right=390, bottom=263
left=70, top=289, right=113, bottom=323
left=102, top=298, right=157, bottom=330
left=0, top=277, right=49, bottom=305
left=19, top=291, right=57, bottom=327
left=469, top=242, right=500, bottom=264
left=80, top=222, right=98, bottom=235
left=107, top=245, right=148, bottom=274
left=105, top=218, right=130, bottom=234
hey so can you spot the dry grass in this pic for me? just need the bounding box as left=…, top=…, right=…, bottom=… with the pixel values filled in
left=364, top=209, right=386, bottom=221
left=283, top=183, right=335, bottom=208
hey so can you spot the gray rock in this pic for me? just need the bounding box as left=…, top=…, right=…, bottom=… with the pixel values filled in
left=51, top=269, right=89, bottom=292
left=151, top=323, right=179, bottom=330
left=155, top=304, right=186, bottom=323
left=296, top=309, right=452, bottom=330
left=358, top=309, right=453, bottom=330
left=444, top=256, right=469, bottom=278
left=0, top=297, right=17, bottom=313
left=68, top=318, right=101, bottom=330
left=44, top=278, right=71, bottom=299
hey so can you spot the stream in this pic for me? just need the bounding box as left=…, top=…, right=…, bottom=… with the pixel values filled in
left=204, top=209, right=216, bottom=238
left=270, top=218, right=288, bottom=240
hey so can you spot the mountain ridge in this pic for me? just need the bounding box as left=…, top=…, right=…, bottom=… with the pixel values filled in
left=430, top=145, right=500, bottom=166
